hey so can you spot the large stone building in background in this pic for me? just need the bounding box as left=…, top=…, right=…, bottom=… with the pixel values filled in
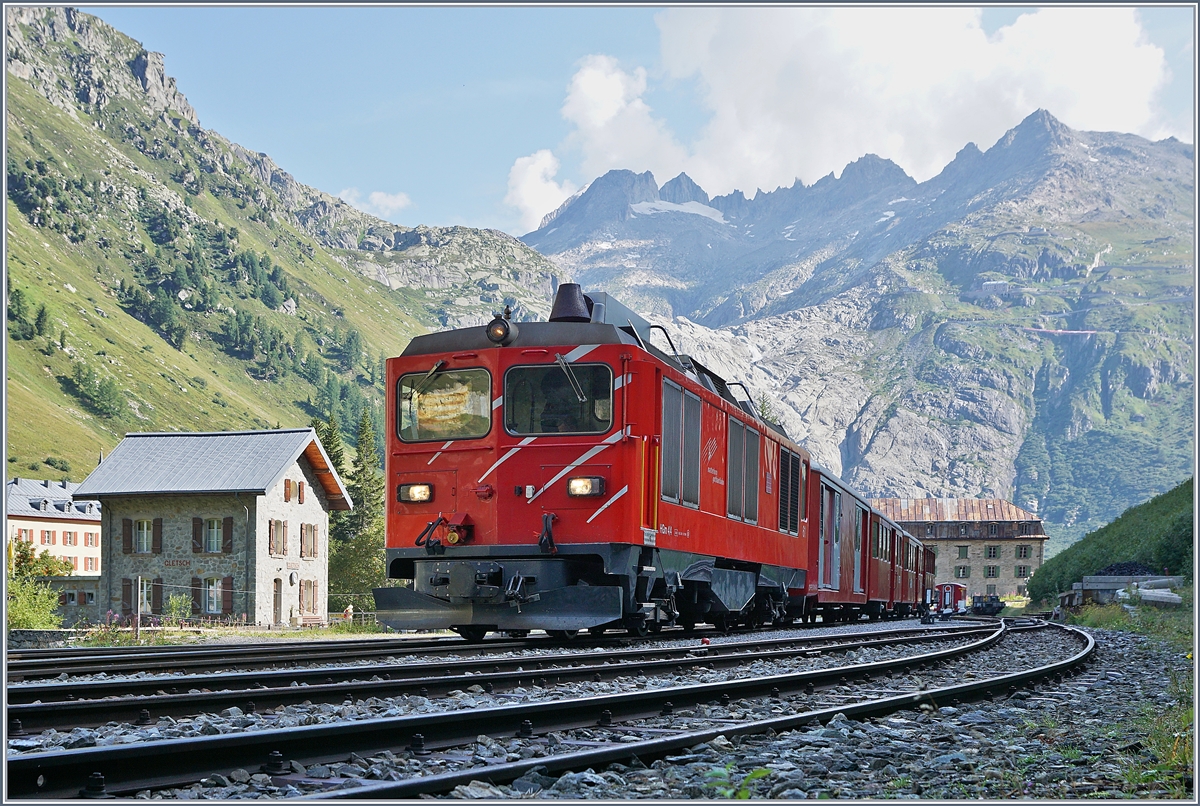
left=75, top=429, right=351, bottom=626
left=869, top=497, right=1048, bottom=598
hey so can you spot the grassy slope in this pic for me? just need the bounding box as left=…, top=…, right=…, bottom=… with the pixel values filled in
left=5, top=76, right=428, bottom=478
left=1026, top=477, right=1194, bottom=603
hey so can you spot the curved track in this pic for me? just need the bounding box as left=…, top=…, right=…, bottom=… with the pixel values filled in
left=8, top=624, right=985, bottom=732
left=7, top=619, right=1092, bottom=799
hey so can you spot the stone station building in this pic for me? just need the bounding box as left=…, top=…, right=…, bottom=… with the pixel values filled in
left=869, top=497, right=1048, bottom=598
left=74, top=429, right=351, bottom=626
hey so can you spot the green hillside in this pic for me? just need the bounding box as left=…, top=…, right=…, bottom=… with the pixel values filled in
left=1026, top=477, right=1194, bottom=603
left=5, top=7, right=558, bottom=477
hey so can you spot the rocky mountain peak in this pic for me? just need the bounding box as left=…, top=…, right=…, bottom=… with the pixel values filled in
left=660, top=172, right=710, bottom=205
left=994, top=107, right=1075, bottom=158
left=837, top=153, right=916, bottom=192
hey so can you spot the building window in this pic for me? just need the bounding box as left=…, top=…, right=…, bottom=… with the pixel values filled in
left=138, top=578, right=153, bottom=612
left=1015, top=565, right=1031, bottom=578
left=1019, top=522, right=1030, bottom=535
left=301, top=579, right=319, bottom=614
left=1015, top=544, right=1031, bottom=559
left=62, top=531, right=76, bottom=546
left=70, top=556, right=79, bottom=570
left=41, top=530, right=56, bottom=545
left=988, top=523, right=998, bottom=536
left=985, top=565, right=999, bottom=578
left=66, top=591, right=78, bottom=605
left=204, top=578, right=222, bottom=614
left=957, top=545, right=969, bottom=559
left=986, top=585, right=997, bottom=596
left=300, top=523, right=319, bottom=559
left=135, top=520, right=153, bottom=553
left=204, top=519, right=222, bottom=553
left=17, top=528, right=33, bottom=542
left=86, top=591, right=95, bottom=604
left=925, top=523, right=934, bottom=536
left=955, top=565, right=971, bottom=579
left=269, top=520, right=288, bottom=556
left=84, top=532, right=98, bottom=547
left=959, top=523, right=968, bottom=536
left=84, top=557, right=97, bottom=572
left=986, top=545, right=999, bottom=559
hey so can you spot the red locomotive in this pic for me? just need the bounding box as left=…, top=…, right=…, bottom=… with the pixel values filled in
left=374, top=285, right=934, bottom=639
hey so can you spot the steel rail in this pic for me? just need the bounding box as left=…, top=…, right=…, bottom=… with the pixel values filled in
left=7, top=622, right=1013, bottom=798
left=7, top=622, right=979, bottom=704
left=7, top=626, right=999, bottom=732
left=300, top=622, right=1095, bottom=800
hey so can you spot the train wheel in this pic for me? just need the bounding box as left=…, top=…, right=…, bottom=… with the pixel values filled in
left=647, top=620, right=663, bottom=634
left=547, top=630, right=579, bottom=640
left=455, top=626, right=488, bottom=642
left=679, top=619, right=696, bottom=633
left=503, top=629, right=530, bottom=639
left=625, top=620, right=649, bottom=638
left=713, top=614, right=734, bottom=634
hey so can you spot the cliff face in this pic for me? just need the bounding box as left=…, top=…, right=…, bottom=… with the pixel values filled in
left=523, top=112, right=1194, bottom=551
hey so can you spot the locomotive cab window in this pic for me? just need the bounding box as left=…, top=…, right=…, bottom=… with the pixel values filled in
left=505, top=363, right=612, bottom=435
left=399, top=368, right=491, bottom=442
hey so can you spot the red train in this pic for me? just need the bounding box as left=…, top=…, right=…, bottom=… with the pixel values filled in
left=374, top=285, right=935, bottom=639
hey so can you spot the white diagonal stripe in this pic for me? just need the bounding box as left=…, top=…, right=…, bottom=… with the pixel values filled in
left=492, top=396, right=504, bottom=410
left=427, top=440, right=454, bottom=465
left=564, top=344, right=599, bottom=363
left=528, top=429, right=626, bottom=504
left=614, top=372, right=632, bottom=390
left=586, top=484, right=629, bottom=524
left=478, top=437, right=536, bottom=482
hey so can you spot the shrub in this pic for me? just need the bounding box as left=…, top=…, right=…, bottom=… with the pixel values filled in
left=6, top=576, right=63, bottom=630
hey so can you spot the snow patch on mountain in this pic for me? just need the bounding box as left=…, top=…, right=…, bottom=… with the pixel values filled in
left=629, top=199, right=727, bottom=223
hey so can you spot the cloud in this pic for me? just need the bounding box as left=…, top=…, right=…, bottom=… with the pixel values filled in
left=337, top=187, right=413, bottom=220
left=504, top=149, right=579, bottom=233
left=506, top=6, right=1179, bottom=229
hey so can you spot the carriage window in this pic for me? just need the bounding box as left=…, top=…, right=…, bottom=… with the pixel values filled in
left=778, top=448, right=802, bottom=535
left=727, top=418, right=760, bottom=523
left=505, top=363, right=612, bottom=436
left=398, top=368, right=491, bottom=442
left=659, top=381, right=701, bottom=507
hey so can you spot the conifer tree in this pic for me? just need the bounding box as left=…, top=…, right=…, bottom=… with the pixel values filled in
left=346, top=409, right=384, bottom=538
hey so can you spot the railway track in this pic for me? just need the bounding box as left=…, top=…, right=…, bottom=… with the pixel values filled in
left=7, top=619, right=1092, bottom=799
left=8, top=624, right=985, bottom=732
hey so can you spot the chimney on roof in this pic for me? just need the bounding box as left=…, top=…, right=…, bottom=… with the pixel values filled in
left=43, top=479, right=50, bottom=488
left=61, top=480, right=68, bottom=489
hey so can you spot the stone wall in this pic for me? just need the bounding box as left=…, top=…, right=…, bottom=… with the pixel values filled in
left=6, top=628, right=84, bottom=650
left=252, top=458, right=330, bottom=626
left=98, top=458, right=330, bottom=628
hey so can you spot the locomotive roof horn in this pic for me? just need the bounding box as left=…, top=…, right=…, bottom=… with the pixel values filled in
left=549, top=283, right=594, bottom=323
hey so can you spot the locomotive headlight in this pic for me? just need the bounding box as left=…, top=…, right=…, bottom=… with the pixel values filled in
left=398, top=483, right=433, bottom=503
left=567, top=476, right=605, bottom=497
left=486, top=315, right=519, bottom=346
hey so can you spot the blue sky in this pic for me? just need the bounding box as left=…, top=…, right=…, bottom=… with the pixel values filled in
left=80, top=6, right=1194, bottom=235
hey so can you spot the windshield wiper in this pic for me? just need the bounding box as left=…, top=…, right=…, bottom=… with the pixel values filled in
left=554, top=354, right=587, bottom=403
left=409, top=360, right=446, bottom=398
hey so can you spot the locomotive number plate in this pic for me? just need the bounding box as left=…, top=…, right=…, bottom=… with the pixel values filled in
left=642, top=528, right=656, bottom=546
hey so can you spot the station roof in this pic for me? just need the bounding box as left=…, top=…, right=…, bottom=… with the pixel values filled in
left=868, top=498, right=1040, bottom=524
left=74, top=429, right=352, bottom=510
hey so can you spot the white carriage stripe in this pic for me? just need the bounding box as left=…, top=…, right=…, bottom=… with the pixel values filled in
left=563, top=344, right=599, bottom=363
left=492, top=396, right=504, bottom=410
left=613, top=372, right=632, bottom=390
left=427, top=440, right=455, bottom=465
left=527, top=428, right=626, bottom=504
left=586, top=484, right=629, bottom=524
left=477, top=437, right=536, bottom=482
